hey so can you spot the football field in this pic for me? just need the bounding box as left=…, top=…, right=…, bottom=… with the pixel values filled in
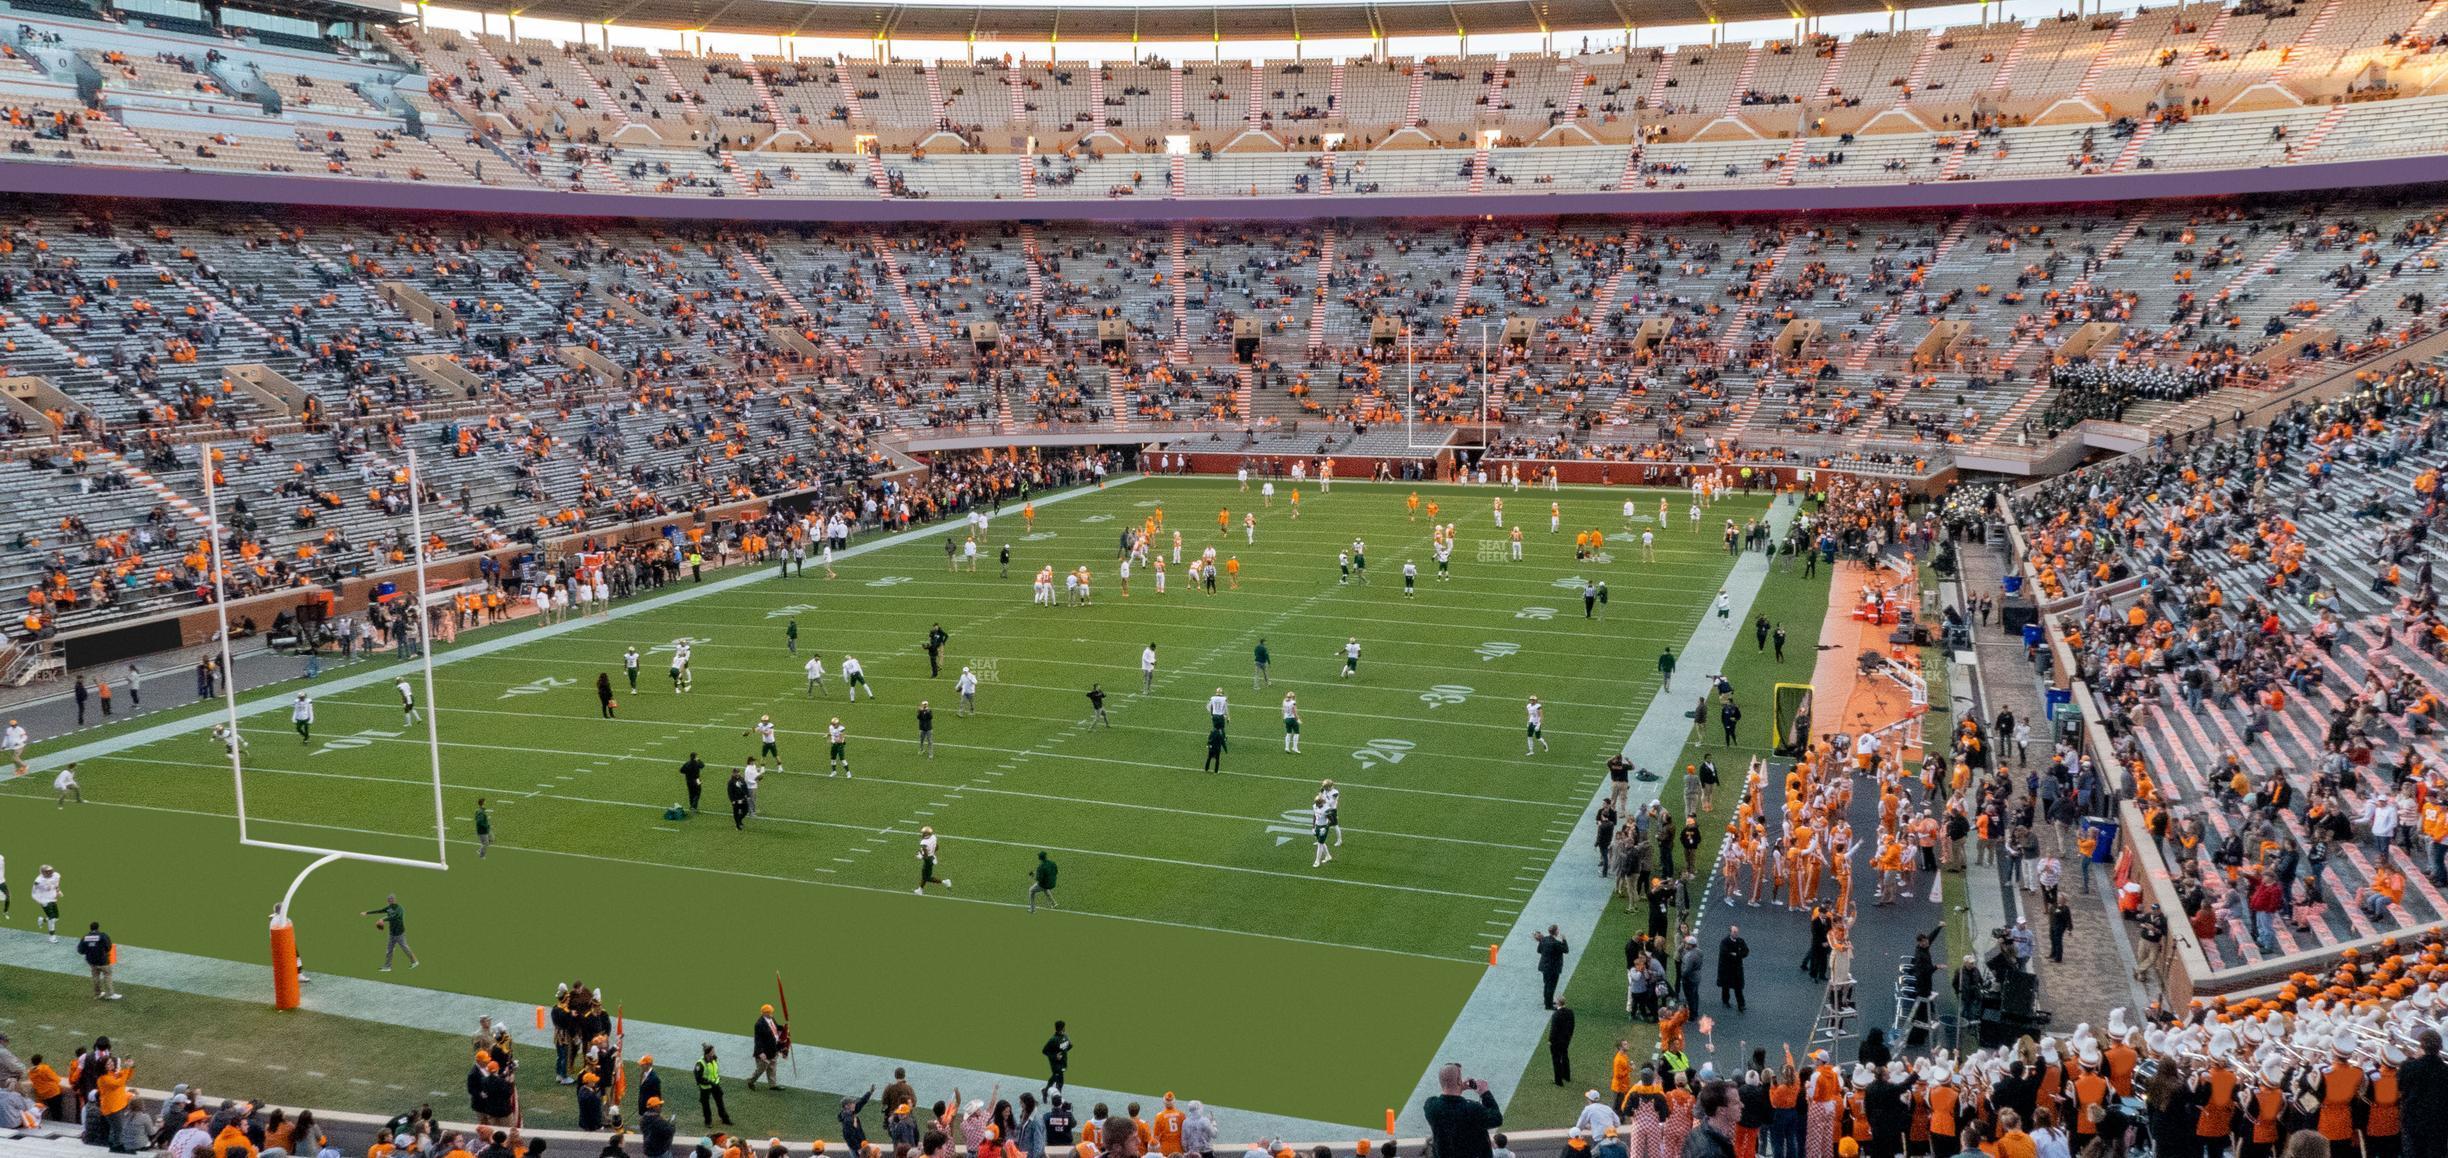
left=1, top=477, right=1774, bottom=1129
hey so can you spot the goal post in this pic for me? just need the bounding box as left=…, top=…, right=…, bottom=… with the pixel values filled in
left=202, top=443, right=449, bottom=1007
left=1771, top=682, right=1815, bottom=757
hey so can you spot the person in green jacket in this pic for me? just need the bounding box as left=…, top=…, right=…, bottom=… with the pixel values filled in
left=1253, top=639, right=1271, bottom=689
left=361, top=895, right=418, bottom=971
left=1028, top=852, right=1059, bottom=913
left=473, top=799, right=492, bottom=859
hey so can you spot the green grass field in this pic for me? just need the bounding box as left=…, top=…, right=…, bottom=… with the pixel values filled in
left=2, top=478, right=1774, bottom=1128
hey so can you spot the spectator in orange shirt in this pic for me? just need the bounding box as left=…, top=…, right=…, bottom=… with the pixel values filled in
left=94, top=1055, right=134, bottom=1151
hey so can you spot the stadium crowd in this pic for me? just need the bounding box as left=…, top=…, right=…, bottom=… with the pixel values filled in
left=10, top=931, right=2448, bottom=1158
left=2012, top=361, right=2448, bottom=969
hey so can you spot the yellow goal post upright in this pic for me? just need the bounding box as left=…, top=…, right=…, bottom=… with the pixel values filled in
left=202, top=444, right=449, bottom=1009
left=1771, top=682, right=1816, bottom=757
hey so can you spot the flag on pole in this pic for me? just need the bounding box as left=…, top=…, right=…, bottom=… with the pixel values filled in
left=776, top=972, right=799, bottom=1077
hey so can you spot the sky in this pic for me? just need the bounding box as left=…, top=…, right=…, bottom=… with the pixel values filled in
left=405, top=0, right=2137, bottom=65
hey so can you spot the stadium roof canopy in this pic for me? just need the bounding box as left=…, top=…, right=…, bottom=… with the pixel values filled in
left=478, top=0, right=1930, bottom=44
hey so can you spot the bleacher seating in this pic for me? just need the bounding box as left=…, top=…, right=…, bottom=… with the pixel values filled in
left=2012, top=375, right=2448, bottom=965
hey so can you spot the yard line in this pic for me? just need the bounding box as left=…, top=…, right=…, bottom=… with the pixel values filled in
left=518, top=609, right=1703, bottom=656
left=236, top=719, right=1585, bottom=808
left=419, top=655, right=1656, bottom=719
left=22, top=792, right=1481, bottom=963
left=757, top=764, right=1554, bottom=851
left=642, top=600, right=1707, bottom=639
left=322, top=682, right=1624, bottom=742
left=533, top=642, right=1686, bottom=701
left=691, top=551, right=1746, bottom=598
left=104, top=753, right=1510, bottom=901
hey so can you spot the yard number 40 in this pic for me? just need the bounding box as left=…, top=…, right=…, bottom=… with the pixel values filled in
left=500, top=676, right=576, bottom=700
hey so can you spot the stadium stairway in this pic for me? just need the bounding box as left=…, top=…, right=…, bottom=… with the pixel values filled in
left=2272, top=0, right=2348, bottom=83
left=869, top=233, right=935, bottom=346
left=1443, top=226, right=1490, bottom=328
left=2073, top=15, right=2134, bottom=100
left=922, top=61, right=949, bottom=128
left=1845, top=216, right=1973, bottom=371
left=1968, top=214, right=2148, bottom=450
left=1169, top=224, right=1191, bottom=361
left=1991, top=23, right=2039, bottom=94
left=2292, top=103, right=2350, bottom=158
left=1724, top=43, right=1762, bottom=117
left=1305, top=228, right=1335, bottom=353
left=1812, top=39, right=1851, bottom=101
left=749, top=64, right=790, bottom=129
left=1018, top=225, right=1048, bottom=330
left=100, top=448, right=213, bottom=532
left=2176, top=7, right=2235, bottom=88
left=1900, top=32, right=1940, bottom=99
left=738, top=249, right=814, bottom=324
left=1100, top=365, right=1134, bottom=431
left=2108, top=120, right=2157, bottom=172
left=1713, top=228, right=1804, bottom=359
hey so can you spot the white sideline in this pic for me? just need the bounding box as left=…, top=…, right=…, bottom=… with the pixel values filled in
left=0, top=925, right=1364, bottom=1143
left=1392, top=494, right=1798, bottom=1133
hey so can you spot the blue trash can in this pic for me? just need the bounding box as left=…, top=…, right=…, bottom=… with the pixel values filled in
left=2002, top=574, right=2024, bottom=597
left=2044, top=687, right=2072, bottom=720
